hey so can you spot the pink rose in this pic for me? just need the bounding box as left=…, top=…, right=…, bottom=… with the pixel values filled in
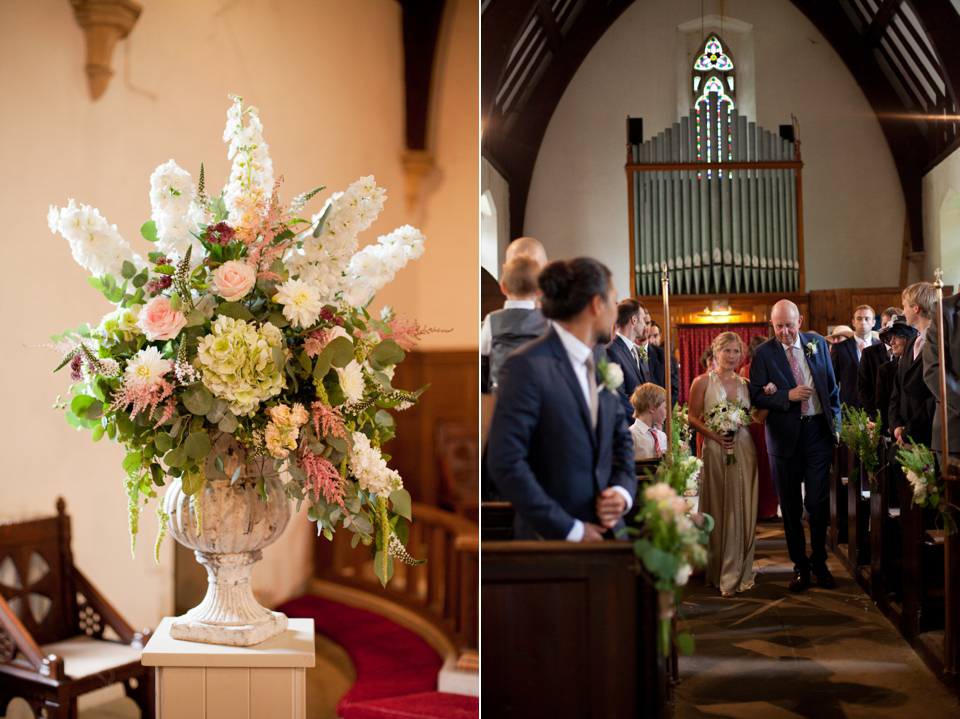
left=137, top=296, right=187, bottom=341
left=211, top=260, right=257, bottom=301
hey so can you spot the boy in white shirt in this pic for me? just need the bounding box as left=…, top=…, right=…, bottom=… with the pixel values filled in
left=629, top=383, right=668, bottom=460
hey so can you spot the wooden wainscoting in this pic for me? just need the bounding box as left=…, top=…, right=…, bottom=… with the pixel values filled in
left=389, top=349, right=479, bottom=507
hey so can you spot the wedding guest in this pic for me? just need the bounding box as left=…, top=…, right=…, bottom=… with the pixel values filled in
left=688, top=332, right=764, bottom=597
left=629, top=383, right=668, bottom=460
left=832, top=305, right=877, bottom=410
left=480, top=254, right=549, bottom=392
left=740, top=334, right=778, bottom=520
left=487, top=257, right=636, bottom=541
left=876, top=317, right=917, bottom=438
left=923, top=290, right=960, bottom=465
left=633, top=319, right=680, bottom=407
left=646, top=320, right=681, bottom=401
left=605, top=299, right=647, bottom=419
left=750, top=300, right=841, bottom=593
left=826, top=325, right=854, bottom=345
left=858, top=307, right=900, bottom=418
left=647, top=320, right=662, bottom=346
left=890, top=282, right=937, bottom=447
left=505, top=235, right=548, bottom=268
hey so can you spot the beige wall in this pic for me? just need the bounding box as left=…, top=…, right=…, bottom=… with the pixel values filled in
left=923, top=148, right=960, bottom=290
left=523, top=0, right=905, bottom=298
left=0, top=0, right=477, bottom=632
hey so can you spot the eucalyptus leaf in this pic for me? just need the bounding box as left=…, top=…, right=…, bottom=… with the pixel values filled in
left=351, top=514, right=374, bottom=535
left=92, top=425, right=105, bottom=442
left=216, top=302, right=256, bottom=321
left=298, top=350, right=312, bottom=374
left=312, top=353, right=333, bottom=382
left=185, top=309, right=207, bottom=327
left=214, top=455, right=224, bottom=474
left=231, top=464, right=244, bottom=485
left=184, top=431, right=212, bottom=460
left=218, top=412, right=239, bottom=434
left=122, top=451, right=142, bottom=475
left=205, top=398, right=229, bottom=423
left=389, top=489, right=413, bottom=521
left=87, top=277, right=104, bottom=291
left=140, top=220, right=158, bottom=242
left=169, top=293, right=182, bottom=311
left=267, top=312, right=290, bottom=329
left=154, top=432, right=174, bottom=454
left=181, top=471, right=205, bottom=496
left=373, top=551, right=394, bottom=586
left=370, top=339, right=400, bottom=363
left=182, top=384, right=214, bottom=415
left=70, top=394, right=96, bottom=418
left=325, top=337, right=355, bottom=368
left=272, top=346, right=287, bottom=370
left=328, top=436, right=348, bottom=454
left=312, top=202, right=333, bottom=238
left=121, top=261, right=137, bottom=280
left=165, top=446, right=187, bottom=468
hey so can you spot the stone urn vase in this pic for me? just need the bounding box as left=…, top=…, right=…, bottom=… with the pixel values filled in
left=164, top=434, right=291, bottom=646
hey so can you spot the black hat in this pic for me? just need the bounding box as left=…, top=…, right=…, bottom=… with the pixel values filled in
left=878, top=315, right=919, bottom=344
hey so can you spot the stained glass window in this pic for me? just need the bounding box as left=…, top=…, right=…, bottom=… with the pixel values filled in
left=693, top=37, right=734, bottom=72
left=692, top=35, right=736, bottom=179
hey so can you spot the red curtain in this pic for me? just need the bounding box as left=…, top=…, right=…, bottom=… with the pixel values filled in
left=675, top=323, right=771, bottom=404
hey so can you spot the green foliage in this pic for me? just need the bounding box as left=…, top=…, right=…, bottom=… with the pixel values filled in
left=839, top=404, right=883, bottom=489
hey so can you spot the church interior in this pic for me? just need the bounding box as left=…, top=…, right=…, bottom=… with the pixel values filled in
left=482, top=0, right=960, bottom=717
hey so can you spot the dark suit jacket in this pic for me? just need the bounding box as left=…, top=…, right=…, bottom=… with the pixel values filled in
left=858, top=342, right=890, bottom=418
left=647, top=343, right=681, bottom=407
left=923, top=293, right=960, bottom=455
left=488, top=327, right=638, bottom=539
left=875, top=357, right=899, bottom=438
left=889, top=334, right=935, bottom=447
left=749, top=333, right=841, bottom=457
left=831, top=336, right=865, bottom=410
left=606, top=335, right=645, bottom=419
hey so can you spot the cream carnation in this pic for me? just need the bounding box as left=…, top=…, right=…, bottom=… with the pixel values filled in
left=212, top=260, right=257, bottom=301
left=138, top=296, right=187, bottom=341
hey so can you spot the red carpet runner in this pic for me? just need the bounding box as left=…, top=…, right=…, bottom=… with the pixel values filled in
left=277, top=595, right=478, bottom=719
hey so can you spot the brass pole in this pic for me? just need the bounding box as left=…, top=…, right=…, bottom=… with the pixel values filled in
left=661, top=263, right=673, bottom=449
left=934, top=269, right=950, bottom=469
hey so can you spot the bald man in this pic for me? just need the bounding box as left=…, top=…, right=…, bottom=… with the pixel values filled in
left=749, top=300, right=841, bottom=593
left=504, top=236, right=548, bottom=268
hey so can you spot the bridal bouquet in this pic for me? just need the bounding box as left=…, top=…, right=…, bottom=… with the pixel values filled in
left=632, top=481, right=713, bottom=655
left=47, top=96, right=433, bottom=584
left=896, top=441, right=956, bottom=535
left=839, top=404, right=883, bottom=490
left=704, top=398, right=749, bottom=464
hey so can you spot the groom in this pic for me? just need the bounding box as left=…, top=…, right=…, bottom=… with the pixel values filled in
left=750, top=300, right=841, bottom=592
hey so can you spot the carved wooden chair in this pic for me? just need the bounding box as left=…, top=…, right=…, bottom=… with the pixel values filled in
left=0, top=498, right=154, bottom=719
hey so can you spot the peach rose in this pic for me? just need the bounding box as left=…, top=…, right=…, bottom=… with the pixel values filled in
left=211, top=260, right=257, bottom=301
left=137, top=296, right=187, bottom=341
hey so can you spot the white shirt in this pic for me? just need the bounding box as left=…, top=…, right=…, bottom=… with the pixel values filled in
left=780, top=336, right=824, bottom=416
left=479, top=299, right=537, bottom=355
left=630, top=418, right=667, bottom=460
left=553, top=323, right=634, bottom=541
left=854, top=333, right=874, bottom=359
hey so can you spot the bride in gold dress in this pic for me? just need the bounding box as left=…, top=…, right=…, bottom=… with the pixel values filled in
left=688, top=332, right=768, bottom=597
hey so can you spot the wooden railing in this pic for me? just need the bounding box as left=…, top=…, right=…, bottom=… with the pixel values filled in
left=314, top=502, right=478, bottom=669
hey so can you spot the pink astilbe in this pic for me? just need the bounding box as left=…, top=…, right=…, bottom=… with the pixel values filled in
left=311, top=401, right=348, bottom=442
left=245, top=179, right=299, bottom=279
left=297, top=446, right=347, bottom=510
left=384, top=315, right=452, bottom=351
left=110, top=378, right=176, bottom=429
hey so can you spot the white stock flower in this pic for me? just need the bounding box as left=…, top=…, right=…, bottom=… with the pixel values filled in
left=673, top=564, right=693, bottom=587
left=124, top=346, right=172, bottom=387
left=49, top=199, right=147, bottom=278
left=337, top=360, right=366, bottom=403
left=275, top=278, right=324, bottom=328
left=348, top=431, right=402, bottom=498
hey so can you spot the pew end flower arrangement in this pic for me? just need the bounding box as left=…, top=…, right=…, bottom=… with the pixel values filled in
left=896, top=441, right=957, bottom=536
left=46, top=96, right=435, bottom=586
left=632, top=404, right=711, bottom=655
left=839, top=404, right=883, bottom=491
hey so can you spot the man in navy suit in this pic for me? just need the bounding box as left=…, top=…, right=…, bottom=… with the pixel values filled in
left=488, top=257, right=637, bottom=541
left=605, top=299, right=647, bottom=419
left=636, top=315, right=681, bottom=407
left=750, top=300, right=841, bottom=592
left=831, top=304, right=877, bottom=410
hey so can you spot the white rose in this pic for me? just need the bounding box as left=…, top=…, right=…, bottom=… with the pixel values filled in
left=212, top=260, right=257, bottom=301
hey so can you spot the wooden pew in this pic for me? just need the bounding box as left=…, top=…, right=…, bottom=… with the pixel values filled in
left=846, top=447, right=872, bottom=590
left=829, top=444, right=848, bottom=550
left=482, top=538, right=670, bottom=719
left=869, top=444, right=901, bottom=616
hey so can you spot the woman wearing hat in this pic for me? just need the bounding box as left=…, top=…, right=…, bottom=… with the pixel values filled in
left=875, top=316, right=918, bottom=438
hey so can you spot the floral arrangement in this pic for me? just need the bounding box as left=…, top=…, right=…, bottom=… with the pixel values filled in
left=651, top=403, right=701, bottom=496
left=598, top=357, right=624, bottom=393
left=631, top=482, right=713, bottom=655
left=46, top=96, right=438, bottom=584
left=635, top=343, right=648, bottom=363
left=896, top=441, right=957, bottom=535
left=805, top=339, right=819, bottom=357
left=839, top=404, right=883, bottom=490
left=704, top=397, right=749, bottom=465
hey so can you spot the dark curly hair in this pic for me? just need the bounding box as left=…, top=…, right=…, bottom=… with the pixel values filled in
left=538, top=257, right=612, bottom=321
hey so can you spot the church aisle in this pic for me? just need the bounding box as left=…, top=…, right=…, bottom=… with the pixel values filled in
left=674, top=521, right=960, bottom=718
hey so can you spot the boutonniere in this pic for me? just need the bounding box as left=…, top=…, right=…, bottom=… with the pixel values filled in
left=805, top=339, right=819, bottom=358
left=598, top=357, right=624, bottom=392
left=636, top=343, right=648, bottom=362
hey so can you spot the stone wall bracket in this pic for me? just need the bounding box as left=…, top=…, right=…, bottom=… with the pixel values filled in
left=69, top=0, right=142, bottom=101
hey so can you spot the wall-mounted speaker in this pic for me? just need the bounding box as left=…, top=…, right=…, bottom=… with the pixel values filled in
left=628, top=117, right=643, bottom=145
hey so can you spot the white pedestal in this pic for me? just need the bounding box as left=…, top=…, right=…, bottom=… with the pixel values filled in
left=142, top=617, right=316, bottom=719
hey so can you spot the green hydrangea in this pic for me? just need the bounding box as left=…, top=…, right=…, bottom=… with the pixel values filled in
left=195, top=316, right=286, bottom=416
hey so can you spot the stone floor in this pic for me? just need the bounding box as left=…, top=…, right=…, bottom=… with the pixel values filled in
left=675, top=521, right=960, bottom=718
left=0, top=631, right=355, bottom=719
